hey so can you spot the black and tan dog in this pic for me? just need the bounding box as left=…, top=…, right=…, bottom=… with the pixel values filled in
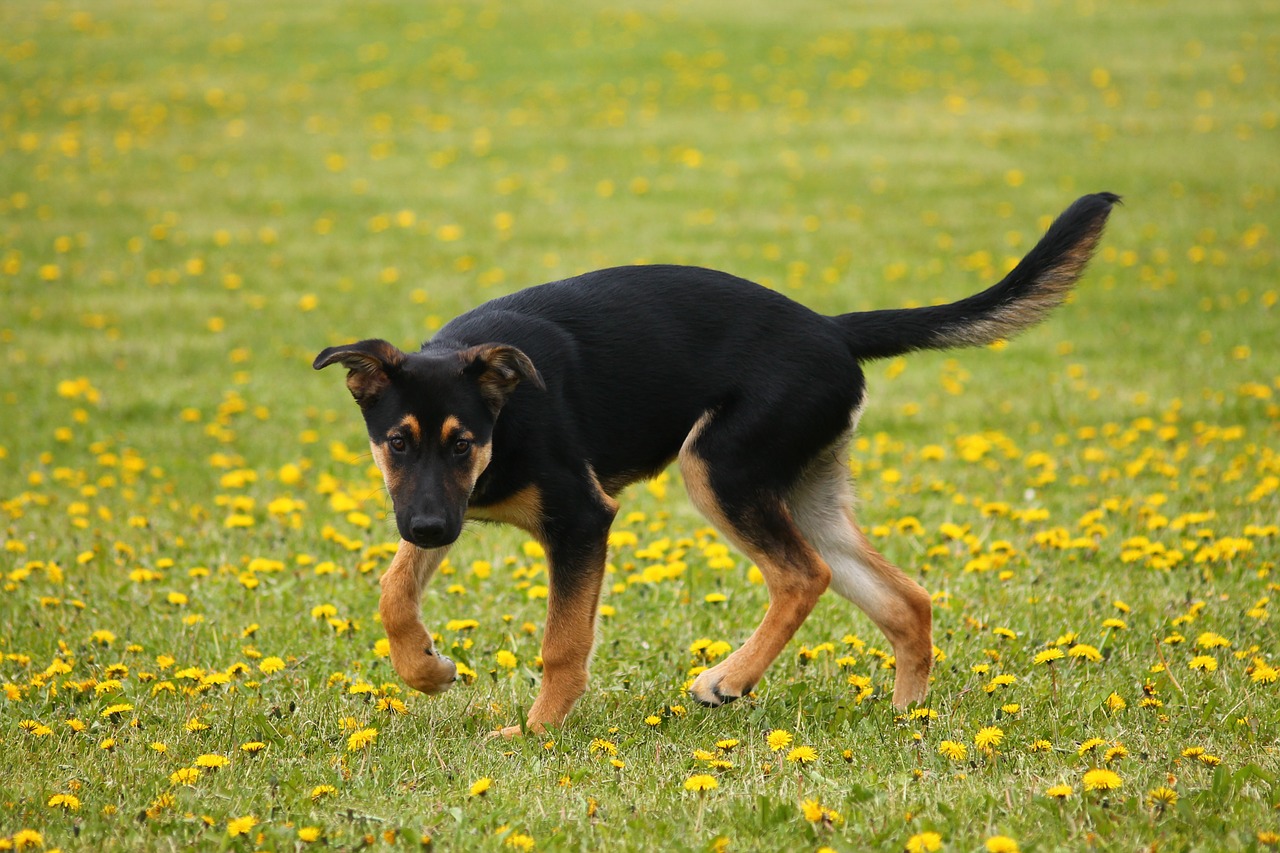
left=316, top=192, right=1118, bottom=736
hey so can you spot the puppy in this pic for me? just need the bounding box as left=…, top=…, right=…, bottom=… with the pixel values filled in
left=316, top=192, right=1118, bottom=735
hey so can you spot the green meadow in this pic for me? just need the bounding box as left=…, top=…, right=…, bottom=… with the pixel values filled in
left=2, top=0, right=1278, bottom=849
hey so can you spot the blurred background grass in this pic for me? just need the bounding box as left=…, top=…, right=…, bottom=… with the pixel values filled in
left=4, top=0, right=1275, bottom=463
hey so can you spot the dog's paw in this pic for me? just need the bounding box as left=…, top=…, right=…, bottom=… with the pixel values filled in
left=395, top=648, right=458, bottom=696
left=689, top=667, right=753, bottom=708
left=487, top=724, right=524, bottom=740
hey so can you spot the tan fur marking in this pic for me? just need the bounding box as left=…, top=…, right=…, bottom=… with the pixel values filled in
left=468, top=441, right=493, bottom=492
left=440, top=415, right=461, bottom=445
left=491, top=471, right=616, bottom=735
left=370, top=441, right=400, bottom=495
left=379, top=541, right=457, bottom=694
left=525, top=568, right=604, bottom=733
left=587, top=465, right=621, bottom=516
left=398, top=414, right=421, bottom=442
left=467, top=483, right=543, bottom=535
left=935, top=218, right=1107, bottom=349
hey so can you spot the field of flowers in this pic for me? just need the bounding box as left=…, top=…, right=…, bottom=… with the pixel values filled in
left=2, top=0, right=1277, bottom=850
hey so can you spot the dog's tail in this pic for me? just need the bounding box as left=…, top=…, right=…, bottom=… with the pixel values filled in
left=837, top=192, right=1120, bottom=361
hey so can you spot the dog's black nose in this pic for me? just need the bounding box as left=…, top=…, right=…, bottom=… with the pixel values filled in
left=409, top=515, right=448, bottom=545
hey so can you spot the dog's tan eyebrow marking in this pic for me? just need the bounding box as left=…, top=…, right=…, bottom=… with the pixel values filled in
left=440, top=415, right=465, bottom=444
left=395, top=414, right=421, bottom=442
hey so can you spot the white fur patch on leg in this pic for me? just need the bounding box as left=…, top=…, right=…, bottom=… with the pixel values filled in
left=787, top=452, right=886, bottom=612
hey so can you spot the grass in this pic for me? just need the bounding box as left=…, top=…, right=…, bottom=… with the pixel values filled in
left=2, top=0, right=1278, bottom=850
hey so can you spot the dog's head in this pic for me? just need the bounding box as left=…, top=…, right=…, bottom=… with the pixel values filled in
left=314, top=339, right=542, bottom=549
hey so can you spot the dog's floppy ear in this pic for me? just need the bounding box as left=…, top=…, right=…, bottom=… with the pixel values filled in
left=460, top=343, right=544, bottom=412
left=313, top=339, right=406, bottom=407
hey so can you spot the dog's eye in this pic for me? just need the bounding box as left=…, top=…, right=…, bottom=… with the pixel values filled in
left=389, top=436, right=406, bottom=453
left=452, top=438, right=473, bottom=457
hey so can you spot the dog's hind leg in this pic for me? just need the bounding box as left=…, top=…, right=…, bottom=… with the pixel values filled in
left=380, top=541, right=459, bottom=694
left=679, top=417, right=833, bottom=706
left=787, top=445, right=933, bottom=707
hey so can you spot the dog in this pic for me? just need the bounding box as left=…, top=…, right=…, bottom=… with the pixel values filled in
left=316, top=192, right=1118, bottom=736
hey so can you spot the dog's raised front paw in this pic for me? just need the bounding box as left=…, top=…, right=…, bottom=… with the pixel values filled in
left=394, top=647, right=458, bottom=695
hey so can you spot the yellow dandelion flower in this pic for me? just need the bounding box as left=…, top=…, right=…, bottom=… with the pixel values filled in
left=298, top=826, right=322, bottom=842
left=1188, top=655, right=1218, bottom=671
left=800, top=799, right=843, bottom=825
left=974, top=726, right=1004, bottom=750
left=1082, top=768, right=1123, bottom=791
left=938, top=740, right=968, bottom=761
left=505, top=832, right=535, bottom=851
left=1195, top=632, right=1231, bottom=649
left=786, top=745, right=818, bottom=764
left=906, top=831, right=943, bottom=852
left=310, top=785, right=337, bottom=801
left=1034, top=648, right=1065, bottom=665
left=1146, top=786, right=1179, bottom=807
left=1044, top=784, right=1073, bottom=799
left=347, top=727, right=378, bottom=751
left=169, top=767, right=201, bottom=785
left=195, top=754, right=229, bottom=769
left=1068, top=644, right=1102, bottom=662
left=684, top=774, right=718, bottom=792
left=986, top=836, right=1019, bottom=853
left=1078, top=737, right=1106, bottom=755
left=1250, top=660, right=1278, bottom=683
left=766, top=729, right=793, bottom=751
left=258, top=656, right=285, bottom=674
left=11, top=830, right=43, bottom=850
left=227, top=815, right=257, bottom=837
left=47, top=793, right=81, bottom=811
left=984, top=674, right=1017, bottom=693
left=589, top=738, right=617, bottom=756
left=470, top=777, right=493, bottom=797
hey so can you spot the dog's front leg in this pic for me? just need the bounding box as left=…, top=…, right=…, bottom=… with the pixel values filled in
left=380, top=540, right=457, bottom=695
left=498, top=492, right=616, bottom=738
